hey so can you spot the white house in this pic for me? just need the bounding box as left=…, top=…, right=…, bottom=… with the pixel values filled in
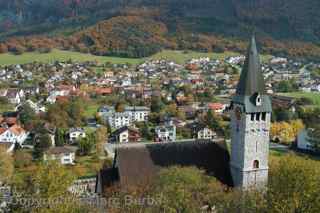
left=47, top=90, right=68, bottom=104
left=0, top=125, right=28, bottom=145
left=43, top=146, right=76, bottom=165
left=16, top=100, right=46, bottom=114
left=297, top=129, right=314, bottom=151
left=107, top=112, right=131, bottom=129
left=197, top=127, right=216, bottom=140
left=68, top=128, right=86, bottom=142
left=155, top=121, right=176, bottom=142
left=125, top=106, right=150, bottom=122
left=109, top=126, right=130, bottom=143
left=0, top=89, right=25, bottom=105
left=109, top=126, right=141, bottom=144
left=187, top=122, right=217, bottom=140
left=100, top=105, right=150, bottom=129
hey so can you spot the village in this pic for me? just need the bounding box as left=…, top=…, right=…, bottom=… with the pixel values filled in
left=0, top=53, right=320, bottom=201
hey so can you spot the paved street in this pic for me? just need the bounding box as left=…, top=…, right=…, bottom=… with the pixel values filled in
left=270, top=142, right=290, bottom=152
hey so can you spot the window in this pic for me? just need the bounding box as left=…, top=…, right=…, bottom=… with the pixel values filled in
left=253, top=160, right=259, bottom=169
left=262, top=112, right=266, bottom=121
left=251, top=113, right=255, bottom=121
left=256, top=113, right=261, bottom=121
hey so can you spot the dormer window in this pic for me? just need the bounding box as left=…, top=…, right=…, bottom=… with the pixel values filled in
left=255, top=93, right=262, bottom=106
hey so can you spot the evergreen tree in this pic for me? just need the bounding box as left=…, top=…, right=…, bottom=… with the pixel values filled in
left=151, top=93, right=164, bottom=113
left=55, top=128, right=66, bottom=146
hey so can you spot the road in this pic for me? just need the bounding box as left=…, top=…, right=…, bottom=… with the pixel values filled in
left=270, top=142, right=290, bottom=152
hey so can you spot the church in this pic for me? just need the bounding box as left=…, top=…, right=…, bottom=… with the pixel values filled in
left=96, top=35, right=272, bottom=194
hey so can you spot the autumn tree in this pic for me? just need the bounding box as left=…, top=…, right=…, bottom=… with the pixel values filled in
left=95, top=126, right=108, bottom=156
left=14, top=150, right=33, bottom=169
left=139, top=122, right=152, bottom=141
left=18, top=103, right=38, bottom=130
left=32, top=161, right=75, bottom=198
left=268, top=155, right=320, bottom=213
left=55, top=128, right=66, bottom=147
left=33, top=125, right=52, bottom=159
left=115, top=101, right=125, bottom=113
left=271, top=119, right=304, bottom=145
left=46, top=97, right=86, bottom=128
left=151, top=93, right=164, bottom=113
left=10, top=161, right=96, bottom=212
left=78, top=133, right=95, bottom=156
left=0, top=147, right=14, bottom=185
left=67, top=97, right=85, bottom=126
left=46, top=103, right=69, bottom=128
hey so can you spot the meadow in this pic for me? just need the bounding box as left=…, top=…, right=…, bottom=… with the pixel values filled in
left=0, top=49, right=270, bottom=66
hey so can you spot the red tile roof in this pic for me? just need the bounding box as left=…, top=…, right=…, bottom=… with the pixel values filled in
left=0, top=128, right=6, bottom=134
left=9, top=125, right=25, bottom=136
left=208, top=103, right=224, bottom=110
left=56, top=96, right=69, bottom=103
left=95, top=87, right=112, bottom=95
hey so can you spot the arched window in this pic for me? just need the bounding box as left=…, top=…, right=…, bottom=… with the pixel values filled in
left=253, top=160, right=259, bottom=169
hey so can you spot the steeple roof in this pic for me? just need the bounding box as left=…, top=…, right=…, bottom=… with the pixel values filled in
left=236, top=35, right=266, bottom=96
left=232, top=35, right=272, bottom=113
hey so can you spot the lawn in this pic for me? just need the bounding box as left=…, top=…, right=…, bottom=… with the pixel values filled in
left=0, top=103, right=14, bottom=113
left=0, top=49, right=143, bottom=66
left=71, top=155, right=112, bottom=178
left=0, top=49, right=270, bottom=66
left=84, top=103, right=100, bottom=118
left=278, top=92, right=320, bottom=106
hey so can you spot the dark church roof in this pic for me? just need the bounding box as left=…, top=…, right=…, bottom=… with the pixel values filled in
left=232, top=35, right=272, bottom=113
left=97, top=140, right=233, bottom=193
left=236, top=35, right=265, bottom=96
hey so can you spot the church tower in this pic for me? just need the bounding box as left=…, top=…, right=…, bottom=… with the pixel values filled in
left=230, top=35, right=272, bottom=189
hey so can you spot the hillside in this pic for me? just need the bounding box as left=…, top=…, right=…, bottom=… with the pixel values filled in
left=0, top=1, right=320, bottom=59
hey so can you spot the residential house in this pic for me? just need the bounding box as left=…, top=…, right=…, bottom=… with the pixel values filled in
left=107, top=112, right=131, bottom=129
left=68, top=128, right=86, bottom=142
left=125, top=106, right=149, bottom=122
left=47, top=85, right=75, bottom=103
left=109, top=126, right=141, bottom=144
left=155, top=120, right=176, bottom=142
left=0, top=124, right=28, bottom=145
left=296, top=128, right=320, bottom=154
left=207, top=103, right=226, bottom=114
left=0, top=88, right=25, bottom=105
left=43, top=146, right=76, bottom=165
left=99, top=106, right=150, bottom=129
left=187, top=122, right=217, bottom=140
left=16, top=100, right=46, bottom=114
left=95, top=87, right=112, bottom=96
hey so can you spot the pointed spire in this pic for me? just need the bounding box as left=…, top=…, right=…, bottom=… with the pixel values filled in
left=236, top=35, right=266, bottom=96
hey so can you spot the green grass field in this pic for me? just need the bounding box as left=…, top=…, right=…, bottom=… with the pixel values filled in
left=0, top=103, right=14, bottom=113
left=278, top=92, right=320, bottom=106
left=0, top=49, right=271, bottom=66
left=0, top=49, right=143, bottom=66
left=84, top=103, right=100, bottom=118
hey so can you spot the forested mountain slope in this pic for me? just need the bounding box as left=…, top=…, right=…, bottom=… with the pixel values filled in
left=0, top=0, right=319, bottom=58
